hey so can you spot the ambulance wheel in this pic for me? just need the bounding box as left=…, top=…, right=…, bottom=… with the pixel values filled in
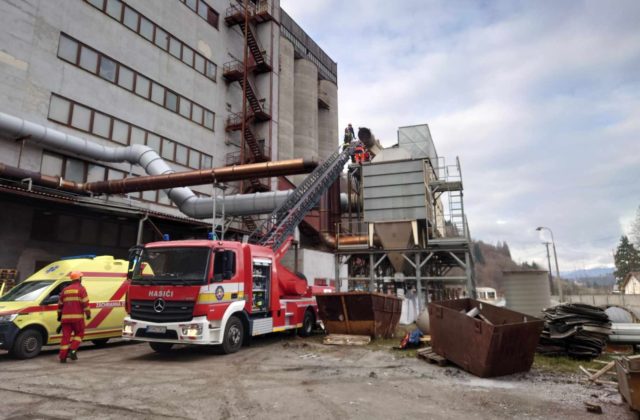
left=221, top=316, right=243, bottom=354
left=149, top=342, right=173, bottom=353
left=92, top=339, right=109, bottom=347
left=11, top=329, right=43, bottom=359
left=298, top=310, right=315, bottom=337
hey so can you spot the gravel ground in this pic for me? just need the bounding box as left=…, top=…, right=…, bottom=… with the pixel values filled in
left=0, top=335, right=635, bottom=419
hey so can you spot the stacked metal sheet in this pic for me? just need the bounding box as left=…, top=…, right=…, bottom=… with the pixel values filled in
left=538, top=303, right=611, bottom=358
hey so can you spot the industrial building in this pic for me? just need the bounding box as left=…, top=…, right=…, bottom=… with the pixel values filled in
left=0, top=0, right=337, bottom=279
left=0, top=0, right=475, bottom=312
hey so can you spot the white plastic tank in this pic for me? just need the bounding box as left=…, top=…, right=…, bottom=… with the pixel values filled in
left=317, top=79, right=338, bottom=160
left=502, top=270, right=551, bottom=318
left=278, top=36, right=295, bottom=161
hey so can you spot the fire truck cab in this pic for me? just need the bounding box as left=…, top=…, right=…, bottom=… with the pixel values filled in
left=123, top=240, right=317, bottom=354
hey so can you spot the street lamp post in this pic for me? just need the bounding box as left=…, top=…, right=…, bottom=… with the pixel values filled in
left=537, top=226, right=563, bottom=302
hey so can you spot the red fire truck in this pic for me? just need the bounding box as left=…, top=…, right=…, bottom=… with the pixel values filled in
left=123, top=147, right=352, bottom=353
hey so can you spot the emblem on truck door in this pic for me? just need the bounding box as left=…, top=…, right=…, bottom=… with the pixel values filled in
left=215, top=286, right=224, bottom=301
left=153, top=298, right=166, bottom=313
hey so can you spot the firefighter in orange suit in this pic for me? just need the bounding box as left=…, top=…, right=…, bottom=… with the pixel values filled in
left=354, top=143, right=366, bottom=164
left=57, top=271, right=91, bottom=363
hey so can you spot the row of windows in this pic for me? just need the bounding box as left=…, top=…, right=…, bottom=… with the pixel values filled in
left=41, top=151, right=174, bottom=206
left=57, top=34, right=215, bottom=131
left=178, top=0, right=219, bottom=29
left=84, top=0, right=217, bottom=80
left=48, top=94, right=213, bottom=170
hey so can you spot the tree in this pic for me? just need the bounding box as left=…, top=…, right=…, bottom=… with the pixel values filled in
left=613, top=235, right=640, bottom=285
left=632, top=205, right=640, bottom=248
left=502, top=242, right=512, bottom=258
left=473, top=242, right=485, bottom=264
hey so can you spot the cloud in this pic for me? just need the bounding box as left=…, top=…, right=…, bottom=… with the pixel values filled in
left=281, top=0, right=640, bottom=269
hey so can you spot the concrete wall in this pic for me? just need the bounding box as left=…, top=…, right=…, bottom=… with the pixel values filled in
left=292, top=59, right=318, bottom=160
left=0, top=0, right=235, bottom=216
left=317, top=79, right=338, bottom=159
left=557, top=294, right=640, bottom=317
left=278, top=37, right=295, bottom=161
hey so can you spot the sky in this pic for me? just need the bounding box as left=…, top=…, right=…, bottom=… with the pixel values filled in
left=280, top=0, right=640, bottom=271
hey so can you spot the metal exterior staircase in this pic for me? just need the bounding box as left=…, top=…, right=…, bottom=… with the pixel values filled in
left=249, top=146, right=353, bottom=250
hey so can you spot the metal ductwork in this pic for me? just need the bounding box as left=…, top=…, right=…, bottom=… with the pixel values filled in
left=81, top=158, right=317, bottom=194
left=0, top=111, right=297, bottom=219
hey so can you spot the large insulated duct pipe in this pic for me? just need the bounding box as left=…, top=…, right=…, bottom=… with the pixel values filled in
left=0, top=162, right=85, bottom=193
left=0, top=111, right=295, bottom=219
left=82, top=158, right=317, bottom=194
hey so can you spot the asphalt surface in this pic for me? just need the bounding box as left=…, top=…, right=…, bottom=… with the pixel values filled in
left=0, top=335, right=634, bottom=419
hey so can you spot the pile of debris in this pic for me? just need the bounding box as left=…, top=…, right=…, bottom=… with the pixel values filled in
left=538, top=303, right=611, bottom=358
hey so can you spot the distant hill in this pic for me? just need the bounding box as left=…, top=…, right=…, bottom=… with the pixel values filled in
left=561, top=267, right=614, bottom=280
left=472, top=240, right=521, bottom=294
left=560, top=267, right=615, bottom=287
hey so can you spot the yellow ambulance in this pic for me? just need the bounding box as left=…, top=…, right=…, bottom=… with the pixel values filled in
left=0, top=255, right=129, bottom=359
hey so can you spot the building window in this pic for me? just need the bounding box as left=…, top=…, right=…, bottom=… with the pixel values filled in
left=84, top=0, right=217, bottom=81
left=106, top=0, right=122, bottom=19
left=154, top=27, right=168, bottom=50
left=118, top=66, right=134, bottom=90
left=165, top=91, right=178, bottom=112
left=146, top=133, right=161, bottom=153
left=151, top=82, right=165, bottom=105
left=134, top=75, right=150, bottom=98
left=41, top=153, right=64, bottom=177
left=161, top=138, right=175, bottom=160
left=130, top=126, right=145, bottom=145
left=70, top=104, right=91, bottom=131
left=87, top=164, right=106, bottom=182
left=57, top=36, right=78, bottom=63
left=123, top=6, right=139, bottom=31
left=168, top=37, right=181, bottom=59
left=92, top=112, right=111, bottom=138
left=98, top=56, right=117, bottom=82
left=139, top=17, right=154, bottom=41
left=112, top=120, right=129, bottom=144
left=175, top=144, right=188, bottom=165
left=48, top=96, right=71, bottom=124
left=189, top=150, right=201, bottom=168
left=47, top=94, right=214, bottom=170
left=79, top=47, right=98, bottom=72
left=65, top=159, right=85, bottom=183
left=179, top=0, right=219, bottom=30
left=57, top=33, right=216, bottom=132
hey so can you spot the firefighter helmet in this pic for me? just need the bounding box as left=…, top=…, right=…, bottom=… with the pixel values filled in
left=69, top=271, right=83, bottom=280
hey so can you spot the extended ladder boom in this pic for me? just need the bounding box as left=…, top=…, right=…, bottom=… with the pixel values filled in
left=248, top=146, right=353, bottom=251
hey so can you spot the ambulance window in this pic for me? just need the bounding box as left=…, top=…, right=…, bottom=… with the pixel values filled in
left=0, top=281, right=54, bottom=302
left=42, top=282, right=72, bottom=305
left=213, top=250, right=236, bottom=281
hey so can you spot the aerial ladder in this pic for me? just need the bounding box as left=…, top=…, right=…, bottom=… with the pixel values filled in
left=248, top=145, right=353, bottom=257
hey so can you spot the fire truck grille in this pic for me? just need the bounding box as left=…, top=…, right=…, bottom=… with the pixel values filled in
left=130, top=300, right=195, bottom=323
left=135, top=329, right=179, bottom=340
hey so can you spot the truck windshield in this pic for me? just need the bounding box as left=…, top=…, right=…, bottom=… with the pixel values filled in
left=131, top=247, right=210, bottom=286
left=0, top=280, right=54, bottom=302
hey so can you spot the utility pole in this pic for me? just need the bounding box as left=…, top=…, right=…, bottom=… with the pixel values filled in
left=543, top=242, right=554, bottom=294
left=537, top=226, right=563, bottom=302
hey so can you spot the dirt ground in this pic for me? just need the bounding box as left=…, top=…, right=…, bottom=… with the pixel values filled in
left=0, top=334, right=635, bottom=420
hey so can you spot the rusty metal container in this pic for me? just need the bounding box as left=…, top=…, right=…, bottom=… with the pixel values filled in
left=429, top=298, right=544, bottom=377
left=616, top=358, right=640, bottom=411
left=316, top=292, right=402, bottom=338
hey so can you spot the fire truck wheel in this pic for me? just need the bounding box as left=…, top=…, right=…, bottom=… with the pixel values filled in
left=221, top=316, right=243, bottom=354
left=298, top=310, right=315, bottom=337
left=11, top=329, right=43, bottom=359
left=149, top=342, right=174, bottom=353
left=92, top=339, right=109, bottom=347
